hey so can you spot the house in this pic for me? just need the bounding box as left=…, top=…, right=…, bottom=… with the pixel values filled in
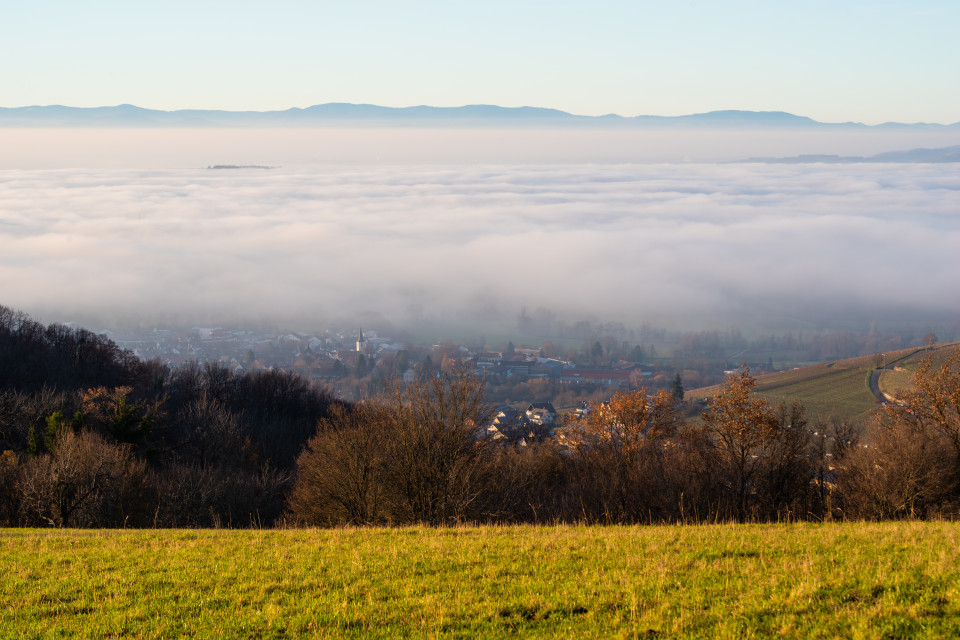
left=490, top=406, right=526, bottom=432
left=525, top=402, right=556, bottom=425
left=559, top=368, right=633, bottom=386
left=476, top=351, right=504, bottom=365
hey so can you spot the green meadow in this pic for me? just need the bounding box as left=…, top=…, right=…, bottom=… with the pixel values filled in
left=3, top=522, right=960, bottom=638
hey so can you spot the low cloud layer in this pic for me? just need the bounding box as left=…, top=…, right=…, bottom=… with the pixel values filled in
left=2, top=162, right=958, bottom=333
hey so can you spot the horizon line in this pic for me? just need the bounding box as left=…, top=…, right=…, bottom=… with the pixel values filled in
left=2, top=102, right=958, bottom=127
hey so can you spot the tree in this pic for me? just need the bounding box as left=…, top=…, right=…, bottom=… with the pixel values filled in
left=838, top=415, right=953, bottom=520
left=540, top=341, right=559, bottom=359
left=80, top=386, right=159, bottom=447
left=671, top=374, right=685, bottom=402
left=0, top=450, right=19, bottom=525
left=179, top=394, right=245, bottom=469
left=925, top=333, right=938, bottom=349
left=18, top=430, right=146, bottom=527
left=395, top=351, right=410, bottom=377
left=701, top=367, right=779, bottom=521
left=417, top=355, right=435, bottom=382
left=563, top=389, right=683, bottom=522
left=353, top=354, right=369, bottom=378
left=842, top=347, right=960, bottom=518
left=756, top=400, right=815, bottom=519
left=897, top=348, right=960, bottom=467
left=289, top=370, right=494, bottom=526
left=288, top=403, right=390, bottom=526
left=383, top=369, right=493, bottom=525
left=590, top=341, right=604, bottom=362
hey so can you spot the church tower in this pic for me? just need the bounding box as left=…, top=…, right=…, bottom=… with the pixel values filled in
left=356, top=328, right=366, bottom=353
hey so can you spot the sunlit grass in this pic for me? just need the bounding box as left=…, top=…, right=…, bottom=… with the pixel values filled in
left=3, top=522, right=960, bottom=638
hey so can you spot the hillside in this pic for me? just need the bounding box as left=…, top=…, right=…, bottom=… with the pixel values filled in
left=686, top=342, right=960, bottom=421
left=746, top=144, right=960, bottom=164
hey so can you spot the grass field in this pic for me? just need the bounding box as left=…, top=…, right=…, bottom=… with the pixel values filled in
left=4, top=522, right=960, bottom=638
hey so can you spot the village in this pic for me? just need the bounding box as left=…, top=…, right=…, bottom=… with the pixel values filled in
left=93, top=317, right=913, bottom=420
left=98, top=323, right=683, bottom=415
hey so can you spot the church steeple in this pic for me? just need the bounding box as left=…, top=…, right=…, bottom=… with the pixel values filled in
left=356, top=328, right=366, bottom=353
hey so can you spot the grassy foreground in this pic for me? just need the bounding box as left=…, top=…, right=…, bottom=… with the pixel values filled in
left=3, top=523, right=960, bottom=639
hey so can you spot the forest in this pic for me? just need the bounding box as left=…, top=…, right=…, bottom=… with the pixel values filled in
left=2, top=303, right=959, bottom=528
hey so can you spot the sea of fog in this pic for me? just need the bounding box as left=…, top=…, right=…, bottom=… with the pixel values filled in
left=1, top=160, right=958, bottom=334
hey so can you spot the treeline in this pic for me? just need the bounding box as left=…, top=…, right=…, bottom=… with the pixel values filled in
left=0, top=305, right=343, bottom=527
left=2, top=303, right=960, bottom=528
left=288, top=355, right=960, bottom=526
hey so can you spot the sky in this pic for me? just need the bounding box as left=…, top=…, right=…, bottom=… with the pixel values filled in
left=2, top=0, right=958, bottom=125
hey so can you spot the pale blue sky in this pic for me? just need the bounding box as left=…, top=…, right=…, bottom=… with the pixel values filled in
left=2, top=0, right=957, bottom=124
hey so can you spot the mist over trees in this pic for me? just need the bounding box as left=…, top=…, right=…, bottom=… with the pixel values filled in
left=3, top=303, right=960, bottom=528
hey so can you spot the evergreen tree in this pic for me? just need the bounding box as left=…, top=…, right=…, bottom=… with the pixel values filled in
left=671, top=373, right=685, bottom=402
left=354, top=354, right=369, bottom=378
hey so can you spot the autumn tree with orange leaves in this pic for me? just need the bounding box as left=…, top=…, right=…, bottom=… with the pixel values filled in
left=563, top=389, right=684, bottom=523
left=702, top=367, right=813, bottom=521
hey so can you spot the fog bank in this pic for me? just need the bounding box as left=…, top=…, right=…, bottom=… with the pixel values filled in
left=3, top=127, right=960, bottom=169
left=1, top=162, right=957, bottom=333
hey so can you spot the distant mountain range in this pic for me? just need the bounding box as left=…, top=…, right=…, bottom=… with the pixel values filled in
left=1, top=103, right=958, bottom=129
left=745, top=145, right=960, bottom=164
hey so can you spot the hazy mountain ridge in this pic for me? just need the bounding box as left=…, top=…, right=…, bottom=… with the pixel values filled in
left=1, top=103, right=957, bottom=129
left=745, top=145, right=960, bottom=164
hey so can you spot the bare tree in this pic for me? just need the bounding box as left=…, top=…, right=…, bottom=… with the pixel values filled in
left=288, top=403, right=391, bottom=526
left=178, top=394, right=245, bottom=469
left=839, top=348, right=960, bottom=519
left=148, top=462, right=290, bottom=528
left=754, top=401, right=816, bottom=519
left=383, top=370, right=494, bottom=525
left=18, top=430, right=146, bottom=527
left=838, top=417, right=954, bottom=519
